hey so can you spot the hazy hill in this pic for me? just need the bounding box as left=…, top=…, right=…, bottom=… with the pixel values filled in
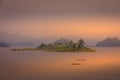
left=0, top=32, right=35, bottom=47
left=54, top=38, right=69, bottom=44
left=96, top=37, right=120, bottom=47
left=0, top=42, right=10, bottom=47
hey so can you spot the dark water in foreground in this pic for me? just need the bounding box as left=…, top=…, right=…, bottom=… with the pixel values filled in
left=0, top=47, right=120, bottom=80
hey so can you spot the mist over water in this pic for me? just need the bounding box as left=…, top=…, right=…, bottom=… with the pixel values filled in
left=0, top=47, right=120, bottom=80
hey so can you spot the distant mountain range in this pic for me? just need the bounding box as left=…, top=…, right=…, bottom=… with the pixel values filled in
left=0, top=32, right=36, bottom=47
left=96, top=37, right=120, bottom=47
left=0, top=42, right=10, bottom=47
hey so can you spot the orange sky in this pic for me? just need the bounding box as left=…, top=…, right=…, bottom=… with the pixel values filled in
left=0, top=0, right=120, bottom=41
left=1, top=16, right=120, bottom=40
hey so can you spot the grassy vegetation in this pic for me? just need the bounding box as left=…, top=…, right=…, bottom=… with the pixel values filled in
left=11, top=48, right=39, bottom=51
left=40, top=46, right=96, bottom=52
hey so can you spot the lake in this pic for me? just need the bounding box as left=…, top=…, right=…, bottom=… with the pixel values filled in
left=0, top=47, right=120, bottom=80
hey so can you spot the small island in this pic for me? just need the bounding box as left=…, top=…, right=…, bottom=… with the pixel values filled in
left=12, top=38, right=95, bottom=52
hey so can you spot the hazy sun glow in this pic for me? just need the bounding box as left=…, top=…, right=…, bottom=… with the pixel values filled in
left=1, top=16, right=120, bottom=40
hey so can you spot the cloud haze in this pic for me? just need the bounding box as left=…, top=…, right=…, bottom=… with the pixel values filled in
left=0, top=0, right=120, bottom=16
left=0, top=0, right=120, bottom=44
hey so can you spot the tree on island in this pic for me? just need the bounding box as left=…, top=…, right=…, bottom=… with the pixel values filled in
left=78, top=39, right=86, bottom=49
left=68, top=40, right=74, bottom=48
left=37, top=43, right=46, bottom=49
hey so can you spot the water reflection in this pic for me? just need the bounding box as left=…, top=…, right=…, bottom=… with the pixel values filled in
left=0, top=47, right=120, bottom=80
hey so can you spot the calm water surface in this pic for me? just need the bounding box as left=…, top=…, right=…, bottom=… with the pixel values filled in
left=0, top=47, right=120, bottom=80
